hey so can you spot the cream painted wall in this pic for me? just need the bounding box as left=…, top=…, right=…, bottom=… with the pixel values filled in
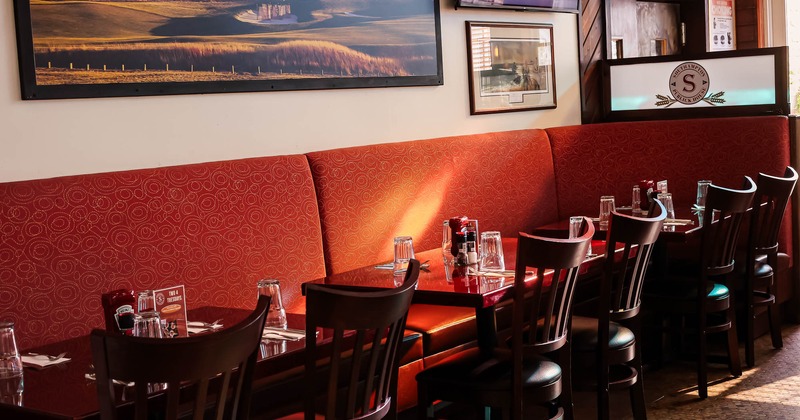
left=0, top=2, right=581, bottom=183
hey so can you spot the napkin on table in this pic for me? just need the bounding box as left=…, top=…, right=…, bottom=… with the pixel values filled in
left=22, top=354, right=71, bottom=369
left=187, top=321, right=223, bottom=334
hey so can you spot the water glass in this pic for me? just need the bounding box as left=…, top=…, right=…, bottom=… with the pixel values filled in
left=657, top=192, right=676, bottom=231
left=478, top=231, right=505, bottom=272
left=260, top=339, right=287, bottom=358
left=657, top=180, right=668, bottom=194
left=696, top=180, right=711, bottom=208
left=599, top=196, right=616, bottom=229
left=569, top=216, right=593, bottom=257
left=133, top=312, right=164, bottom=338
left=0, top=321, right=23, bottom=406
left=442, top=220, right=453, bottom=264
left=631, top=185, right=641, bottom=215
left=257, top=279, right=288, bottom=329
left=393, top=236, right=415, bottom=272
left=137, top=290, right=155, bottom=313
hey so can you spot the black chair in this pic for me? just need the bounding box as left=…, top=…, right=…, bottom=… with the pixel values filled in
left=737, top=167, right=797, bottom=367
left=91, top=294, right=270, bottom=420
left=571, top=200, right=666, bottom=420
left=416, top=221, right=594, bottom=420
left=300, top=259, right=419, bottom=420
left=645, top=177, right=755, bottom=399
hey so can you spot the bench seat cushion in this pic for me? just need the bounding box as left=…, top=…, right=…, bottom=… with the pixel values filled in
left=546, top=116, right=792, bottom=259
left=0, top=155, right=326, bottom=349
left=307, top=129, right=560, bottom=275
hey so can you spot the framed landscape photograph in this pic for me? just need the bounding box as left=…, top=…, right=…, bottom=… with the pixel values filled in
left=13, top=0, right=443, bottom=100
left=465, top=21, right=556, bottom=115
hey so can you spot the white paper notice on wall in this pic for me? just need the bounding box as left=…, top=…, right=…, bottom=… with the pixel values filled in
left=609, top=54, right=776, bottom=111
left=538, top=46, right=552, bottom=67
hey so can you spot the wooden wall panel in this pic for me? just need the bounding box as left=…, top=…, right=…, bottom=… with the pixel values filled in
left=736, top=0, right=759, bottom=49
left=580, top=0, right=607, bottom=123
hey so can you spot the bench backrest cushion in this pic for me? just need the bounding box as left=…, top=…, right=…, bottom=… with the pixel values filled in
left=307, top=129, right=560, bottom=275
left=0, top=155, right=325, bottom=349
left=546, top=116, right=792, bottom=254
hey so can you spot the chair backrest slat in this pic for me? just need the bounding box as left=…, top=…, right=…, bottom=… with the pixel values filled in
left=304, top=260, right=419, bottom=420
left=514, top=220, right=594, bottom=355
left=603, top=200, right=666, bottom=320
left=701, top=177, right=756, bottom=278
left=90, top=295, right=270, bottom=420
left=749, top=167, right=798, bottom=258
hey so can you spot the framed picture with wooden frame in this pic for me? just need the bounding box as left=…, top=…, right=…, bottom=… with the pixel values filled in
left=466, top=21, right=556, bottom=115
left=12, top=0, right=443, bottom=100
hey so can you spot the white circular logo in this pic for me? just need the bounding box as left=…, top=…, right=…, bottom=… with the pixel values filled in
left=669, top=62, right=709, bottom=105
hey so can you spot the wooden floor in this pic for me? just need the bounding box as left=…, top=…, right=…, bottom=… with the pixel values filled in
left=408, top=323, right=800, bottom=419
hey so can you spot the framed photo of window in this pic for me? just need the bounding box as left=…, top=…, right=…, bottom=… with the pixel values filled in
left=466, top=21, right=556, bottom=115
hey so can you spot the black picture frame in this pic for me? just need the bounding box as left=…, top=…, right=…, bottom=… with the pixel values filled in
left=456, top=0, right=579, bottom=14
left=466, top=21, right=557, bottom=115
left=13, top=0, right=443, bottom=100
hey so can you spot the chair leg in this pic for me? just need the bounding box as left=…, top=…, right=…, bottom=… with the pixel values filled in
left=746, top=301, right=755, bottom=368
left=768, top=303, right=784, bottom=350
left=697, top=311, right=708, bottom=400
left=726, top=302, right=742, bottom=377
left=557, top=344, right=574, bottom=420
left=596, top=367, right=609, bottom=420
left=417, top=382, right=430, bottom=420
left=630, top=324, right=647, bottom=420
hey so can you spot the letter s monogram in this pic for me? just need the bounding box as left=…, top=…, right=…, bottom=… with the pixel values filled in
left=682, top=74, right=695, bottom=92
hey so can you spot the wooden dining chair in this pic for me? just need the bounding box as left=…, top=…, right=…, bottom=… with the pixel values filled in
left=416, top=221, right=594, bottom=420
left=90, top=294, right=270, bottom=420
left=737, top=166, right=797, bottom=367
left=571, top=200, right=666, bottom=420
left=299, top=259, right=419, bottom=420
left=645, top=176, right=755, bottom=399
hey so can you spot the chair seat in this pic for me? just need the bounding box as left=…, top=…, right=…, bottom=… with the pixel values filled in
left=570, top=316, right=635, bottom=352
left=646, top=280, right=730, bottom=301
left=415, top=347, right=561, bottom=392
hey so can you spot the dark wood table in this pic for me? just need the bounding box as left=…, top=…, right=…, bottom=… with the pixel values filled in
left=304, top=237, right=624, bottom=354
left=0, top=307, right=310, bottom=419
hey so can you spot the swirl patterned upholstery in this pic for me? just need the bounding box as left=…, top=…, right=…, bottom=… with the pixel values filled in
left=0, top=155, right=325, bottom=349
left=0, top=115, right=794, bottom=414
left=307, top=129, right=560, bottom=275
left=545, top=116, right=792, bottom=257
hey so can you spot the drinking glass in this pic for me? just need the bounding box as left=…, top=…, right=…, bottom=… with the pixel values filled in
left=257, top=279, right=288, bottom=329
left=393, top=236, right=415, bottom=272
left=569, top=216, right=593, bottom=257
left=657, top=180, right=668, bottom=194
left=696, top=180, right=711, bottom=208
left=0, top=321, right=23, bottom=406
left=599, top=196, right=616, bottom=229
left=442, top=220, right=453, bottom=265
left=137, top=290, right=155, bottom=314
left=657, top=192, right=676, bottom=231
left=478, top=231, right=505, bottom=272
left=260, top=340, right=288, bottom=358
left=631, top=185, right=641, bottom=215
left=133, top=312, right=164, bottom=338
left=696, top=180, right=711, bottom=227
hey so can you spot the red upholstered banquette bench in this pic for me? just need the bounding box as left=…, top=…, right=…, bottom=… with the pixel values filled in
left=0, top=115, right=794, bottom=414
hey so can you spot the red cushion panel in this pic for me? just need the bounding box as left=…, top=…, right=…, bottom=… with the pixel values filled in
left=405, top=304, right=477, bottom=356
left=0, top=156, right=325, bottom=349
left=546, top=116, right=792, bottom=259
left=307, top=130, right=560, bottom=274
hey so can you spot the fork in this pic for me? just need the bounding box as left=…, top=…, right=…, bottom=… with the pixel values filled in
left=197, top=319, right=222, bottom=328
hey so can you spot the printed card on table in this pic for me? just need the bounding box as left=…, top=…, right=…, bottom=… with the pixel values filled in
left=154, top=285, right=188, bottom=338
